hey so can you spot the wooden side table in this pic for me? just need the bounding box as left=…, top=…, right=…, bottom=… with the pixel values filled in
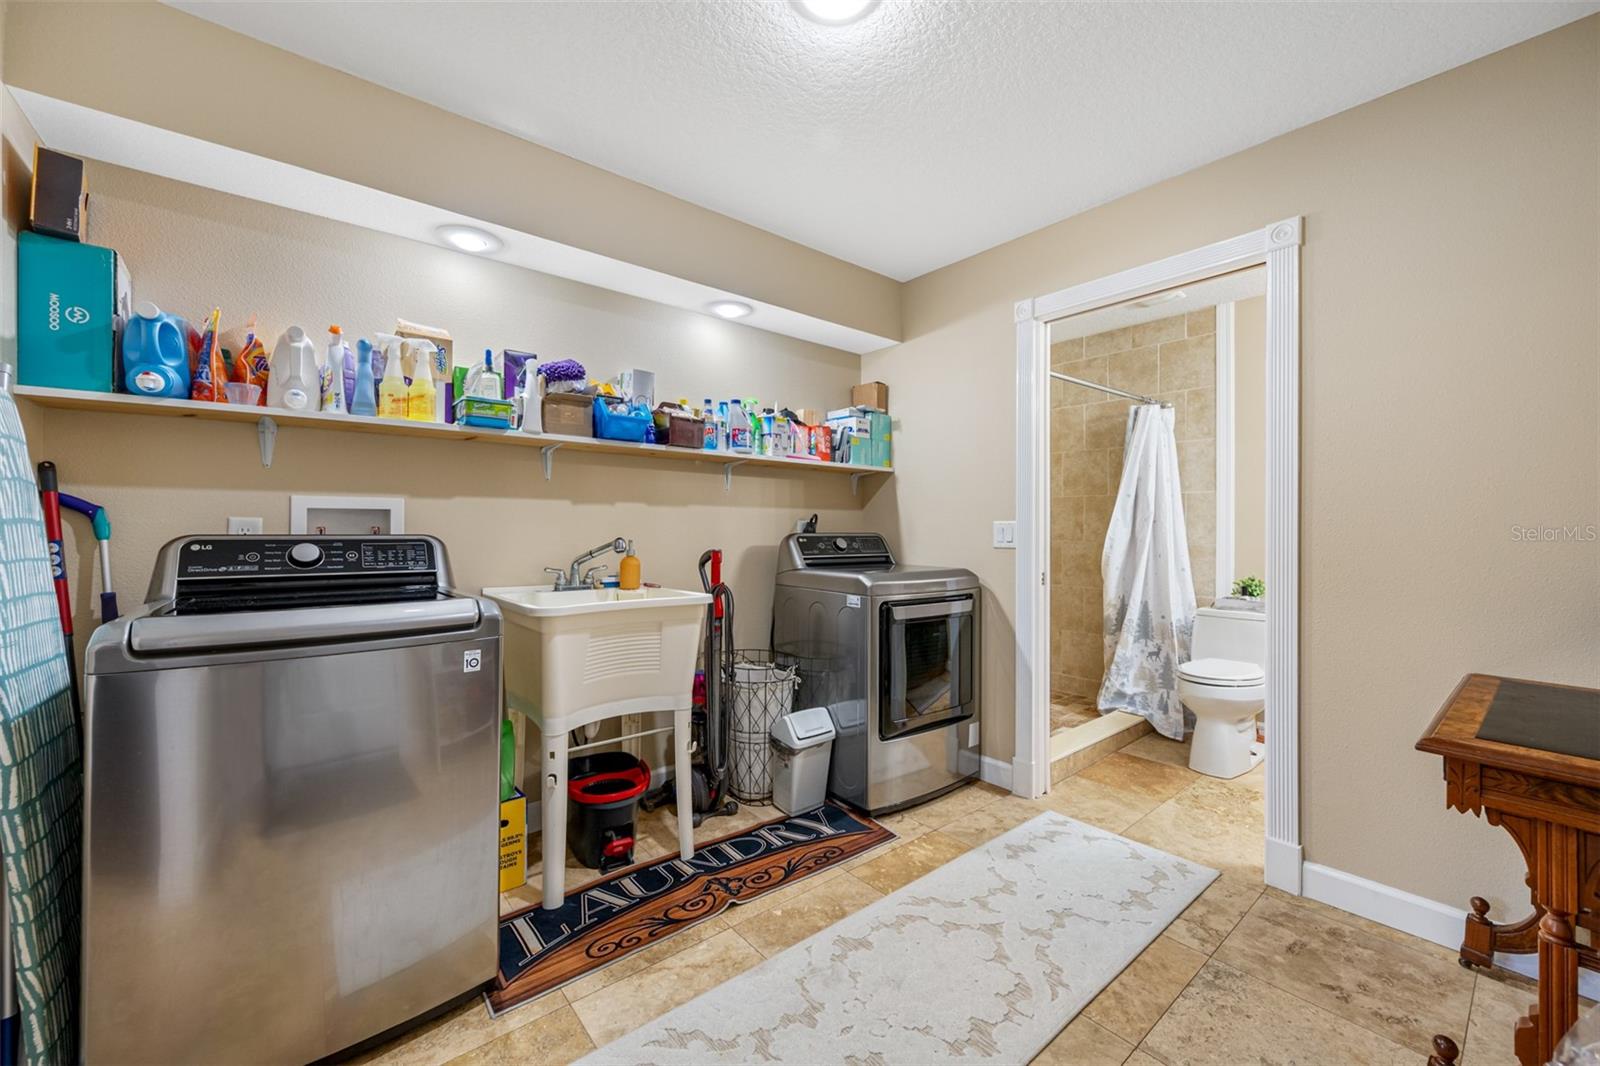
left=1417, top=673, right=1600, bottom=1066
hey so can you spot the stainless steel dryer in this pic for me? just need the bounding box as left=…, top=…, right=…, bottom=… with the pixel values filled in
left=773, top=533, right=980, bottom=814
left=82, top=535, right=502, bottom=1065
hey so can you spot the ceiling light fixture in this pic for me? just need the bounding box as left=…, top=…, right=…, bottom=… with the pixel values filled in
left=435, top=224, right=503, bottom=255
left=1132, top=290, right=1185, bottom=309
left=707, top=300, right=754, bottom=320
left=793, top=0, right=877, bottom=25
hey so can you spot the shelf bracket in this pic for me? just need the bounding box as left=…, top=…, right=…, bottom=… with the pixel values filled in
left=851, top=471, right=864, bottom=496
left=257, top=416, right=277, bottom=468
left=541, top=443, right=564, bottom=481
left=723, top=460, right=748, bottom=493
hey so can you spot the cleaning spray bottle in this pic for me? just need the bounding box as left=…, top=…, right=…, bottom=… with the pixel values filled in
left=351, top=338, right=377, bottom=416
left=404, top=340, right=438, bottom=422
left=267, top=326, right=321, bottom=410
left=321, top=325, right=347, bottom=414
left=465, top=349, right=502, bottom=399
left=377, top=337, right=408, bottom=419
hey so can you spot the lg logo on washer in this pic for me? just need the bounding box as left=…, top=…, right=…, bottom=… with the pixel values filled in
left=44, top=292, right=90, bottom=330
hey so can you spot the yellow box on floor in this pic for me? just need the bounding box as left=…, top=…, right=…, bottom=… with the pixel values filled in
left=500, top=791, right=528, bottom=892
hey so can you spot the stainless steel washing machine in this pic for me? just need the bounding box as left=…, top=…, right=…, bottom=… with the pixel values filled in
left=773, top=533, right=980, bottom=814
left=82, top=535, right=502, bottom=1065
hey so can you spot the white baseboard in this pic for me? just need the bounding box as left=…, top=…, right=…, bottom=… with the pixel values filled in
left=1302, top=861, right=1600, bottom=999
left=1265, top=837, right=1303, bottom=894
left=981, top=755, right=1013, bottom=791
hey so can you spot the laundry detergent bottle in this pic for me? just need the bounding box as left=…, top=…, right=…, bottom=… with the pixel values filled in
left=267, top=326, right=321, bottom=410
left=122, top=301, right=189, bottom=397
left=377, top=338, right=408, bottom=419
left=351, top=338, right=377, bottom=416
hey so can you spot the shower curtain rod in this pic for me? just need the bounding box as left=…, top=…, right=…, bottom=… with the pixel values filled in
left=1048, top=370, right=1171, bottom=408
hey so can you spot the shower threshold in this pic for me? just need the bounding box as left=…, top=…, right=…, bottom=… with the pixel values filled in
left=1049, top=710, right=1151, bottom=782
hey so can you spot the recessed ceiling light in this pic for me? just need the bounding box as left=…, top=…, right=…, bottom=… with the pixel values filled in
left=794, top=0, right=877, bottom=25
left=1132, top=290, right=1185, bottom=309
left=435, top=224, right=503, bottom=255
left=708, top=300, right=754, bottom=320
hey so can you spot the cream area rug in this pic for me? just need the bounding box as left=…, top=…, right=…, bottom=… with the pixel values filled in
left=579, top=812, right=1216, bottom=1064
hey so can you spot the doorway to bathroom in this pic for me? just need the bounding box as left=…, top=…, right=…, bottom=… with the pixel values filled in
left=1012, top=219, right=1303, bottom=894
left=1046, top=269, right=1267, bottom=764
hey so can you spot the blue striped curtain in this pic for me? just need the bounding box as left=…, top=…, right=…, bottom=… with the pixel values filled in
left=0, top=384, right=81, bottom=1065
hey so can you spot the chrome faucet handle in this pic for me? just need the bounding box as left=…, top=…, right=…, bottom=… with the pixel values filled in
left=543, top=567, right=568, bottom=588
left=581, top=566, right=608, bottom=588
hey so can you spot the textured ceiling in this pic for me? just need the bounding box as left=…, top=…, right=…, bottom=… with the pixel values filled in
left=171, top=1, right=1596, bottom=281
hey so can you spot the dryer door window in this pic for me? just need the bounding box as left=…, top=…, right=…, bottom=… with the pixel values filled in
left=879, top=595, right=975, bottom=740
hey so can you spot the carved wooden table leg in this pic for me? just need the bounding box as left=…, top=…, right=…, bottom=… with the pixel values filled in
left=1520, top=821, right=1583, bottom=1066
left=1462, top=895, right=1542, bottom=969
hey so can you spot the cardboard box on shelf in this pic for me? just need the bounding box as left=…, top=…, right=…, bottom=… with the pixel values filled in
left=851, top=381, right=888, bottom=412
left=499, top=789, right=527, bottom=892
left=795, top=408, right=826, bottom=428
left=543, top=390, right=595, bottom=436
left=30, top=147, right=86, bottom=242
left=17, top=231, right=130, bottom=393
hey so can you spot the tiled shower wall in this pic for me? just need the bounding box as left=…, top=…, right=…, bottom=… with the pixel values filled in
left=1049, top=308, right=1217, bottom=700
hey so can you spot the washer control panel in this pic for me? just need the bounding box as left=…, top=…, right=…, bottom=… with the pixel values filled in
left=793, top=533, right=893, bottom=565
left=178, top=537, right=435, bottom=578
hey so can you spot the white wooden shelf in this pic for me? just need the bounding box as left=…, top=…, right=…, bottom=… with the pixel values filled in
left=15, top=385, right=893, bottom=494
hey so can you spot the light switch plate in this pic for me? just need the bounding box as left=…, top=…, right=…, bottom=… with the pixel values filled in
left=227, top=516, right=264, bottom=535
left=992, top=520, right=1017, bottom=549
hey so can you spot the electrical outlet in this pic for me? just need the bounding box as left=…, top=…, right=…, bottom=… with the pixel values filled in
left=227, top=516, right=264, bottom=535
left=992, top=521, right=1016, bottom=549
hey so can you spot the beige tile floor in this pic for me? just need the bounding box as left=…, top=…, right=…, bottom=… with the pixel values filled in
left=361, top=736, right=1534, bottom=1066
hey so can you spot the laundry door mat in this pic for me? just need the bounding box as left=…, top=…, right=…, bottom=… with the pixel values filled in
left=489, top=803, right=893, bottom=1015
left=579, top=812, right=1216, bottom=1064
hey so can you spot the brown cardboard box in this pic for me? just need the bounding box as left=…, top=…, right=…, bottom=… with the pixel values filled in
left=795, top=408, right=826, bottom=428
left=851, top=381, right=888, bottom=412
left=543, top=391, right=594, bottom=437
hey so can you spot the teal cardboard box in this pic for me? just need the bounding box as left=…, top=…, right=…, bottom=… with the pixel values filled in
left=18, top=231, right=131, bottom=392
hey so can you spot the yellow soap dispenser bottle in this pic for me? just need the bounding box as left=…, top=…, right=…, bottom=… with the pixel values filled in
left=619, top=541, right=641, bottom=590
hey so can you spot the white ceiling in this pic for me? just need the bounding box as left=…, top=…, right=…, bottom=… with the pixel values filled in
left=172, top=1, right=1596, bottom=282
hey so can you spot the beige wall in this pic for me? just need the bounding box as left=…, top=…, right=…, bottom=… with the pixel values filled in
left=1, top=2, right=901, bottom=341
left=866, top=18, right=1599, bottom=911
left=1233, top=295, right=1268, bottom=584
left=33, top=160, right=872, bottom=667
left=1049, top=309, right=1218, bottom=699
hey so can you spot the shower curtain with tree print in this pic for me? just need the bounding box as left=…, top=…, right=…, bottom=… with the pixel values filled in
left=1098, top=404, right=1196, bottom=739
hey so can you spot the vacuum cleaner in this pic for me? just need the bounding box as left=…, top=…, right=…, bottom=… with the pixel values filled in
left=641, top=548, right=739, bottom=826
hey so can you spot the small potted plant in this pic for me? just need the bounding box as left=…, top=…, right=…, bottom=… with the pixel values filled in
left=1232, top=575, right=1265, bottom=600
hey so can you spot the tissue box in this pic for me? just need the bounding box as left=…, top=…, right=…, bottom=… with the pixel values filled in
left=499, top=789, right=527, bottom=892
left=17, top=231, right=130, bottom=392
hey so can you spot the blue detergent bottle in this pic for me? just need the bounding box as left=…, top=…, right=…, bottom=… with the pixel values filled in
left=351, top=338, right=378, bottom=416
left=121, top=301, right=189, bottom=398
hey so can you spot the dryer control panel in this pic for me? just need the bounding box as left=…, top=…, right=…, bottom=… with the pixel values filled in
left=792, top=533, right=894, bottom=567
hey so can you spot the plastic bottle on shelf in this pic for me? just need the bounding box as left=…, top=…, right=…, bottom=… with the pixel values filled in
left=350, top=338, right=377, bottom=416
left=321, top=325, right=346, bottom=414
left=267, top=326, right=322, bottom=411
left=377, top=338, right=408, bottom=419
left=405, top=340, right=438, bottom=421
left=728, top=398, right=753, bottom=453
left=702, top=397, right=717, bottom=450
left=122, top=301, right=189, bottom=398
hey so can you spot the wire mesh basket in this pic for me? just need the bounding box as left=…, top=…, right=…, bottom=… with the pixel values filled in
left=727, top=651, right=801, bottom=804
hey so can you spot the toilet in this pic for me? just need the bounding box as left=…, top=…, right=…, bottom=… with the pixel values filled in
left=1177, top=605, right=1266, bottom=779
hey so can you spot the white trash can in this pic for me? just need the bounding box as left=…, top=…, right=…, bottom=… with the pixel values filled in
left=770, top=707, right=837, bottom=815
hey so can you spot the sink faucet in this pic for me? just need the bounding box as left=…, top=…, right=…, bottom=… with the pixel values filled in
left=545, top=537, right=627, bottom=590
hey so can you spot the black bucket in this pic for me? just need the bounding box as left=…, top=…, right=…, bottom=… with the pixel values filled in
left=567, top=751, right=650, bottom=872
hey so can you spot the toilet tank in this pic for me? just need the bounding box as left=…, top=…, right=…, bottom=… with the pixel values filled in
left=1191, top=606, right=1266, bottom=664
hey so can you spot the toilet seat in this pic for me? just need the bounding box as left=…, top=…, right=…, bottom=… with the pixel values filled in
left=1177, top=657, right=1264, bottom=687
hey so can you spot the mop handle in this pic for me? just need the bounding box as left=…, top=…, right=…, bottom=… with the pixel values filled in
left=36, top=463, right=71, bottom=639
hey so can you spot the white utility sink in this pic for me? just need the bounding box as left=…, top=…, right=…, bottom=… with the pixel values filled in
left=484, top=584, right=709, bottom=619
